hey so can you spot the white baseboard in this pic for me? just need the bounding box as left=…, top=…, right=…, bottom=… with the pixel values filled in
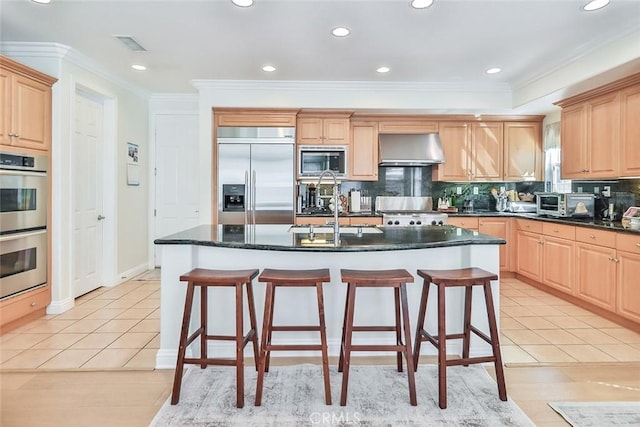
left=106, top=262, right=150, bottom=287
left=46, top=297, right=75, bottom=315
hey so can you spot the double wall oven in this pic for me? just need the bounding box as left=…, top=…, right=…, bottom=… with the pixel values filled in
left=0, top=151, right=48, bottom=300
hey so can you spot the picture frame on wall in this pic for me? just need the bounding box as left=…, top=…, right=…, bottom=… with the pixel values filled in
left=127, top=142, right=140, bottom=185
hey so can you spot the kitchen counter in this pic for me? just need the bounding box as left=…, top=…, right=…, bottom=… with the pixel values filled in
left=154, top=224, right=503, bottom=369
left=296, top=211, right=381, bottom=217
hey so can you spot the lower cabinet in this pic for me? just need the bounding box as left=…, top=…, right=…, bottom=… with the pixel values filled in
left=616, top=233, right=640, bottom=323
left=295, top=216, right=382, bottom=226
left=478, top=217, right=511, bottom=271
left=575, top=242, right=617, bottom=311
left=540, top=222, right=575, bottom=294
left=516, top=230, right=543, bottom=281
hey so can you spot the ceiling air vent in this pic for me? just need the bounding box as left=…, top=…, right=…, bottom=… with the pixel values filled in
left=114, top=35, right=147, bottom=52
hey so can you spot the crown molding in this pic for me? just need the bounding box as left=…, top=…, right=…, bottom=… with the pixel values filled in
left=1, top=42, right=150, bottom=99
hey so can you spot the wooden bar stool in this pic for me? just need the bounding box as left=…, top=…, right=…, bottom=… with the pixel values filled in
left=339, top=269, right=417, bottom=406
left=254, top=268, right=332, bottom=406
left=413, top=267, right=507, bottom=409
left=171, top=268, right=259, bottom=408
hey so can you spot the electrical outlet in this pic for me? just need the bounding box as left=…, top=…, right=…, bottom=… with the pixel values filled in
left=594, top=186, right=600, bottom=194
left=456, top=187, right=462, bottom=195
left=577, top=186, right=583, bottom=193
left=500, top=186, right=505, bottom=193
left=473, top=187, right=479, bottom=195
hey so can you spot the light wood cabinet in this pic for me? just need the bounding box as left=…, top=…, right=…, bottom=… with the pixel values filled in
left=297, top=113, right=351, bottom=145
left=575, top=239, right=617, bottom=311
left=620, top=83, right=640, bottom=177
left=377, top=120, right=437, bottom=134
left=616, top=233, right=640, bottom=323
left=213, top=108, right=298, bottom=127
left=541, top=223, right=576, bottom=294
left=478, top=217, right=511, bottom=271
left=516, top=230, right=543, bottom=282
left=447, top=216, right=478, bottom=230
left=349, top=121, right=378, bottom=181
left=503, top=122, right=542, bottom=181
left=0, top=56, right=56, bottom=151
left=294, top=216, right=381, bottom=226
left=433, top=121, right=506, bottom=181
left=348, top=217, right=383, bottom=226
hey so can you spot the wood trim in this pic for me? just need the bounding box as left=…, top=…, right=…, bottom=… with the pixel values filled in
left=297, top=110, right=353, bottom=118
left=0, top=55, right=58, bottom=86
left=555, top=72, right=640, bottom=108
left=515, top=273, right=640, bottom=333
left=351, top=114, right=545, bottom=122
left=213, top=108, right=299, bottom=127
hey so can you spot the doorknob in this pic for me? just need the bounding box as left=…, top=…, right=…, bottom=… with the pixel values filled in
left=97, top=215, right=106, bottom=221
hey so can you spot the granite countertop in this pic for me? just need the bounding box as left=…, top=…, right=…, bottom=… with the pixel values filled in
left=154, top=224, right=505, bottom=252
left=449, top=211, right=640, bottom=234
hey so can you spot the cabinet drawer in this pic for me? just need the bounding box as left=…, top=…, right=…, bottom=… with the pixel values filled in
left=448, top=217, right=479, bottom=229
left=515, top=218, right=542, bottom=233
left=575, top=227, right=616, bottom=247
left=349, top=217, right=382, bottom=226
left=617, top=232, right=640, bottom=253
left=542, top=222, right=575, bottom=240
left=0, top=287, right=50, bottom=325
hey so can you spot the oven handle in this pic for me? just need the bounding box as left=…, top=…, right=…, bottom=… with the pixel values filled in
left=0, top=169, right=47, bottom=177
left=0, top=228, right=47, bottom=242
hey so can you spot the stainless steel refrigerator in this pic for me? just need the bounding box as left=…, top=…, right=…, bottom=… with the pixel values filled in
left=217, top=127, right=295, bottom=225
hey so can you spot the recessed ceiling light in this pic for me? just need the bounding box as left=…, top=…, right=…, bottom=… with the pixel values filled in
left=583, top=0, right=609, bottom=11
left=31, top=0, right=52, bottom=3
left=377, top=66, right=391, bottom=73
left=332, top=27, right=350, bottom=37
left=131, top=64, right=147, bottom=71
left=486, top=67, right=501, bottom=74
left=410, top=0, right=434, bottom=9
left=262, top=65, right=276, bottom=72
left=232, top=0, right=254, bottom=7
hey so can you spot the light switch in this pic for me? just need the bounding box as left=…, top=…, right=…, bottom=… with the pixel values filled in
left=456, top=187, right=462, bottom=195
left=473, top=187, right=479, bottom=195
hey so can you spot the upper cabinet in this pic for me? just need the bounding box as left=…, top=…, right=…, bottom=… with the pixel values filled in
left=432, top=121, right=504, bottom=181
left=214, top=108, right=298, bottom=127
left=504, top=122, right=542, bottom=181
left=377, top=119, right=437, bottom=134
left=349, top=121, right=378, bottom=181
left=556, top=73, right=640, bottom=180
left=296, top=112, right=351, bottom=145
left=0, top=56, right=57, bottom=152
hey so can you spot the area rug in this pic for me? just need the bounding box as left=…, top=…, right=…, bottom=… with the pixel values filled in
left=134, top=268, right=160, bottom=281
left=549, top=401, right=640, bottom=426
left=151, top=364, right=534, bottom=426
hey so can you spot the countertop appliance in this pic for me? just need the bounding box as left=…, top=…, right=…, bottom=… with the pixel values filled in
left=536, top=192, right=595, bottom=218
left=0, top=150, right=48, bottom=299
left=376, top=196, right=447, bottom=226
left=378, top=133, right=445, bottom=166
left=298, top=145, right=346, bottom=179
left=217, top=127, right=295, bottom=225
left=508, top=201, right=537, bottom=213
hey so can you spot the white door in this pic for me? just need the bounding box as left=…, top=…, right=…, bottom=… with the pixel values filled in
left=154, top=114, right=199, bottom=265
left=73, top=91, right=104, bottom=298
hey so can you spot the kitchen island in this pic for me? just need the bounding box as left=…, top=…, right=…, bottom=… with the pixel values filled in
left=154, top=224, right=505, bottom=369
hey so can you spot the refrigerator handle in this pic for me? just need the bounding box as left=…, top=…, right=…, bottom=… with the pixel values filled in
left=244, top=170, right=249, bottom=225
left=252, top=169, right=257, bottom=225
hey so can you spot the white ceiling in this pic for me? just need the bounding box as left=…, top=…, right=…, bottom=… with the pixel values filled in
left=2, top=0, right=640, bottom=114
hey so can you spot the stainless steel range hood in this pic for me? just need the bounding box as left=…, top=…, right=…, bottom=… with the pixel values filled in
left=378, top=133, right=445, bottom=166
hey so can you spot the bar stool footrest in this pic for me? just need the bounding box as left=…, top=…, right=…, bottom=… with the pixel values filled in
left=183, top=357, right=239, bottom=367
left=271, top=325, right=321, bottom=332
left=446, top=356, right=497, bottom=367
left=349, top=344, right=406, bottom=352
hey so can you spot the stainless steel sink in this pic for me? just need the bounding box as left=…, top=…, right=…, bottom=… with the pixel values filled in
left=289, top=225, right=382, bottom=234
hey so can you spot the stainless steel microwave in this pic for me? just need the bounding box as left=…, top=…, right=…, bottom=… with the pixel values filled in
left=536, top=192, right=595, bottom=218
left=297, top=145, right=347, bottom=179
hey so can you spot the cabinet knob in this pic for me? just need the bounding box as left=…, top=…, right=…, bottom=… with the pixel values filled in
left=609, top=257, right=620, bottom=263
left=31, top=302, right=36, bottom=307
left=636, top=243, right=640, bottom=248
left=589, top=234, right=595, bottom=239
left=554, top=229, right=559, bottom=233
left=525, top=225, right=530, bottom=228
left=538, top=240, right=544, bottom=244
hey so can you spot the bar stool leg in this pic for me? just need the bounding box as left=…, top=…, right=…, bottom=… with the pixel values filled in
left=200, top=285, right=208, bottom=369
left=413, top=279, right=431, bottom=371
left=264, top=284, right=277, bottom=373
left=462, top=285, right=473, bottom=366
left=394, top=287, right=403, bottom=372
left=316, top=282, right=332, bottom=405
left=171, top=282, right=195, bottom=405
left=483, top=282, right=508, bottom=401
left=255, top=282, right=275, bottom=406
left=437, top=284, right=448, bottom=409
left=400, top=283, right=417, bottom=406
left=235, top=282, right=245, bottom=408
left=340, top=283, right=357, bottom=406
left=338, top=282, right=352, bottom=373
left=245, top=280, right=260, bottom=370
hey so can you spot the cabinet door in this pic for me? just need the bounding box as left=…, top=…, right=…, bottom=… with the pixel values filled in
left=432, top=122, right=470, bottom=181
left=575, top=242, right=616, bottom=310
left=561, top=104, right=587, bottom=179
left=479, top=217, right=509, bottom=271
left=297, top=118, right=324, bottom=145
left=447, top=216, right=478, bottom=230
left=377, top=120, right=438, bottom=134
left=471, top=122, right=503, bottom=181
left=323, top=118, right=350, bottom=145
left=11, top=74, right=52, bottom=151
left=504, top=122, right=542, bottom=181
left=587, top=92, right=619, bottom=178
left=349, top=121, right=378, bottom=181
left=620, top=83, right=640, bottom=177
left=541, top=236, right=575, bottom=294
left=0, top=68, right=11, bottom=145
left=617, top=250, right=640, bottom=323
left=349, top=217, right=382, bottom=226
left=516, top=230, right=542, bottom=282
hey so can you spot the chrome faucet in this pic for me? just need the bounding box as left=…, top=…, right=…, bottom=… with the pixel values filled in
left=316, top=170, right=340, bottom=237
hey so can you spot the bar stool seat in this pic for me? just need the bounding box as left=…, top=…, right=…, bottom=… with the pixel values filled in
left=171, top=268, right=259, bottom=408
left=255, top=268, right=332, bottom=406
left=339, top=268, right=417, bottom=406
left=413, top=267, right=507, bottom=409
